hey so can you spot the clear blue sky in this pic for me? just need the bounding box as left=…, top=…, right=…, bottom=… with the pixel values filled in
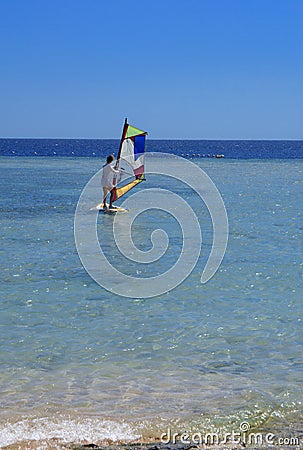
left=0, top=0, right=302, bottom=139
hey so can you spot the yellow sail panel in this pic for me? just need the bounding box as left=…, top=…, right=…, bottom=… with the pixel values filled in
left=115, top=178, right=144, bottom=200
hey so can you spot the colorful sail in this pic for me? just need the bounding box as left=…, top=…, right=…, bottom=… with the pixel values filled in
left=112, top=119, right=147, bottom=201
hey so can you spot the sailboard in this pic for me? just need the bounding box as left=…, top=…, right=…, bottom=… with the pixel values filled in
left=111, top=118, right=147, bottom=202
left=93, top=203, right=128, bottom=214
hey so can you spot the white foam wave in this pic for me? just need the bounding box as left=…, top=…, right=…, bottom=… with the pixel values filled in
left=0, top=416, right=140, bottom=448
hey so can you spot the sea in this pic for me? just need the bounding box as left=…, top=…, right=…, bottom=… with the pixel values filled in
left=0, top=139, right=302, bottom=449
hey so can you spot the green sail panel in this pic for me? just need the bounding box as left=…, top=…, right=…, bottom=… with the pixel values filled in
left=125, top=125, right=147, bottom=139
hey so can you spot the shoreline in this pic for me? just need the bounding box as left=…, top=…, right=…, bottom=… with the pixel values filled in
left=1, top=411, right=302, bottom=450
left=2, top=438, right=301, bottom=450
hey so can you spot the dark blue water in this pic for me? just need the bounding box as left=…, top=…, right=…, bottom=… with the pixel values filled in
left=0, top=138, right=302, bottom=158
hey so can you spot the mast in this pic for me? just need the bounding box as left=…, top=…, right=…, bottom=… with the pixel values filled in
left=111, top=118, right=128, bottom=204
left=115, top=117, right=128, bottom=169
left=111, top=119, right=147, bottom=203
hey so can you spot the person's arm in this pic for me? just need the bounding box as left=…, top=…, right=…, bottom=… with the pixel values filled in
left=109, top=165, right=120, bottom=175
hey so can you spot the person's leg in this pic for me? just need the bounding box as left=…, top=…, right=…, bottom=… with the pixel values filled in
left=109, top=188, right=115, bottom=209
left=102, top=187, right=109, bottom=208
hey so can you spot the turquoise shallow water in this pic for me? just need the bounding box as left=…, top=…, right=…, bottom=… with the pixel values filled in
left=0, top=157, right=302, bottom=447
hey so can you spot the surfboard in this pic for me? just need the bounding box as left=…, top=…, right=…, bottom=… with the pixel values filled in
left=92, top=203, right=128, bottom=213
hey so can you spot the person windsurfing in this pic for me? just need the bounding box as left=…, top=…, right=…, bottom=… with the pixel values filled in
left=101, top=154, right=120, bottom=210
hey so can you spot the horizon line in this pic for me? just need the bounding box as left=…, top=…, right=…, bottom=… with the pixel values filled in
left=1, top=136, right=303, bottom=141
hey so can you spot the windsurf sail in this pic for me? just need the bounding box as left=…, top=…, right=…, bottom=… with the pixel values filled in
left=112, top=118, right=147, bottom=201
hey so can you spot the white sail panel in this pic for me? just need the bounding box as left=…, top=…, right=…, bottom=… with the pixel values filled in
left=120, top=138, right=145, bottom=176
